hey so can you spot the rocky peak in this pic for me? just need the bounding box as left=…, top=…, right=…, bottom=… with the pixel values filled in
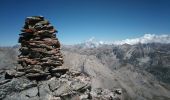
left=0, top=16, right=122, bottom=100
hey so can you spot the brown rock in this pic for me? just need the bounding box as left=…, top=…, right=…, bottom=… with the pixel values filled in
left=17, top=16, right=65, bottom=80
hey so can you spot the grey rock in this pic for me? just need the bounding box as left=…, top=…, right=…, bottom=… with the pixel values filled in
left=21, top=87, right=38, bottom=97
left=53, top=81, right=72, bottom=96
left=26, top=73, right=49, bottom=79
left=5, top=69, right=16, bottom=79
left=51, top=67, right=69, bottom=73
left=71, top=81, right=91, bottom=92
left=4, top=92, right=39, bottom=100
left=115, top=88, right=122, bottom=95
left=0, top=79, right=11, bottom=85
left=0, top=78, right=37, bottom=99
left=38, top=80, right=52, bottom=100
left=80, top=94, right=89, bottom=100
left=48, top=77, right=60, bottom=91
left=15, top=72, right=25, bottom=77
left=90, top=88, right=121, bottom=100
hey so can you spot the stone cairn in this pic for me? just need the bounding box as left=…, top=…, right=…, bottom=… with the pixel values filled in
left=17, top=16, right=67, bottom=80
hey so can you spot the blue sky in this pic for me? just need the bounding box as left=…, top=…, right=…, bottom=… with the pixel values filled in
left=0, top=0, right=170, bottom=46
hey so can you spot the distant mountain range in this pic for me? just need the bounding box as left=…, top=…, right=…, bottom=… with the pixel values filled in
left=76, top=34, right=170, bottom=48
left=0, top=36, right=170, bottom=99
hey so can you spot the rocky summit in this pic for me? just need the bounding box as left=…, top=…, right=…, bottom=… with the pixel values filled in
left=0, top=16, right=122, bottom=100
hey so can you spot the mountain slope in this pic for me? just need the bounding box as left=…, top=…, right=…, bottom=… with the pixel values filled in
left=61, top=43, right=170, bottom=100
left=0, top=43, right=170, bottom=100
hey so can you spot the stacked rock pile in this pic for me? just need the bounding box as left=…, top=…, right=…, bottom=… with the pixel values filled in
left=17, top=16, right=67, bottom=80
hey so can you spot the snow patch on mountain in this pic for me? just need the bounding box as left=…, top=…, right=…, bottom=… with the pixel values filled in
left=78, top=34, right=170, bottom=48
left=113, top=34, right=170, bottom=45
left=83, top=37, right=106, bottom=48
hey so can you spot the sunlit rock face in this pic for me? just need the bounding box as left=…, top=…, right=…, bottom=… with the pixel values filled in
left=17, top=16, right=65, bottom=80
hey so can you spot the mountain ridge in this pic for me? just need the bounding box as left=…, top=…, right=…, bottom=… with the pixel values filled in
left=75, top=34, right=170, bottom=48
